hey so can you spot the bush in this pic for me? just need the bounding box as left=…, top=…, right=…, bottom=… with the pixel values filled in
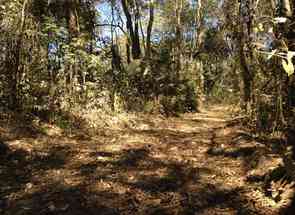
left=159, top=80, right=198, bottom=116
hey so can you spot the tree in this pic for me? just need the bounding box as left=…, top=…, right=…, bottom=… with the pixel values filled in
left=6, top=0, right=29, bottom=110
left=145, top=0, right=154, bottom=60
left=121, top=0, right=141, bottom=60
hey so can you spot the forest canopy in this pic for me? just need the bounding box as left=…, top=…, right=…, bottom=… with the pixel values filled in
left=0, top=0, right=294, bottom=128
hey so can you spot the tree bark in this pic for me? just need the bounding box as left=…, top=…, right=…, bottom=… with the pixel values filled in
left=272, top=0, right=295, bottom=179
left=238, top=39, right=253, bottom=111
left=194, top=0, right=205, bottom=110
left=67, top=0, right=80, bottom=39
left=8, top=0, right=28, bottom=110
left=121, top=0, right=141, bottom=59
left=66, top=0, right=80, bottom=103
left=175, top=0, right=183, bottom=79
left=238, top=0, right=254, bottom=112
left=146, top=0, right=154, bottom=60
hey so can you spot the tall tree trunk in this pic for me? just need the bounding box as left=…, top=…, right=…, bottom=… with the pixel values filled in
left=67, top=0, right=80, bottom=38
left=146, top=0, right=154, bottom=60
left=126, top=41, right=131, bottom=64
left=277, top=0, right=295, bottom=128
left=66, top=0, right=80, bottom=104
left=195, top=0, right=202, bottom=50
left=175, top=0, right=183, bottom=80
left=134, top=0, right=142, bottom=58
left=238, top=0, right=254, bottom=112
left=194, top=0, right=204, bottom=110
left=121, top=0, right=141, bottom=60
left=8, top=0, right=28, bottom=110
left=271, top=0, right=295, bottom=179
left=238, top=38, right=253, bottom=111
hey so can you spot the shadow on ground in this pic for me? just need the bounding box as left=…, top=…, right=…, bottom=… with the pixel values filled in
left=0, top=111, right=287, bottom=215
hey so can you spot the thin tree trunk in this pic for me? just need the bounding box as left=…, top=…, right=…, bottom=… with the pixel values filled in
left=238, top=40, right=253, bottom=111
left=195, top=0, right=202, bottom=49
left=146, top=0, right=154, bottom=60
left=175, top=0, right=183, bottom=80
left=238, top=0, right=254, bottom=112
left=126, top=41, right=131, bottom=64
left=8, top=0, right=28, bottom=110
left=134, top=9, right=141, bottom=59
left=67, top=0, right=80, bottom=38
left=193, top=0, right=204, bottom=110
left=121, top=0, right=141, bottom=60
left=135, top=0, right=146, bottom=54
left=66, top=0, right=80, bottom=103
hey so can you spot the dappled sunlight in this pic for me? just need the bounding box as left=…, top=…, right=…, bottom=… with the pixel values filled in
left=1, top=106, right=291, bottom=214
left=1, top=0, right=295, bottom=213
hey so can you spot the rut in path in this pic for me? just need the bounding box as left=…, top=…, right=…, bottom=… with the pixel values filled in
left=0, top=106, right=290, bottom=215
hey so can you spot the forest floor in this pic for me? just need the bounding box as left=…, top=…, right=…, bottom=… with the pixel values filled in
left=0, top=105, right=294, bottom=215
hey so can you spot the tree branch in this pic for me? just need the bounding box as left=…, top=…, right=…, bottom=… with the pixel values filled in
left=96, top=23, right=126, bottom=35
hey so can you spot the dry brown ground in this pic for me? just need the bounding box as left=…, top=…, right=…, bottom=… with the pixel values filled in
left=0, top=106, right=294, bottom=215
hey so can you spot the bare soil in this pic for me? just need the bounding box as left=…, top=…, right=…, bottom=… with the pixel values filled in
left=0, top=106, right=294, bottom=215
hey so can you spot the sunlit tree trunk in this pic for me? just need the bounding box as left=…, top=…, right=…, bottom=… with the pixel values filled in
left=66, top=0, right=80, bottom=104
left=193, top=0, right=205, bottom=110
left=67, top=0, right=80, bottom=39
left=195, top=0, right=202, bottom=48
left=8, top=0, right=28, bottom=110
left=175, top=0, right=183, bottom=80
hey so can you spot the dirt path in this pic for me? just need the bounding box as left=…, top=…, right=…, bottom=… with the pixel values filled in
left=0, top=106, right=291, bottom=214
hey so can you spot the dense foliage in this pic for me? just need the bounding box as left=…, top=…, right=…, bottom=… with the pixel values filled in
left=0, top=0, right=295, bottom=175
